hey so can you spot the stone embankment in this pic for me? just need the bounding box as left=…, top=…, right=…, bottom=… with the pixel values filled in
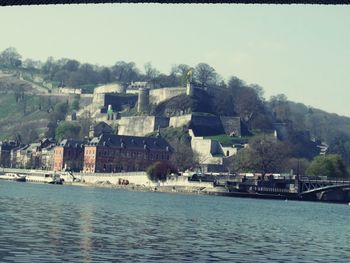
left=0, top=168, right=219, bottom=195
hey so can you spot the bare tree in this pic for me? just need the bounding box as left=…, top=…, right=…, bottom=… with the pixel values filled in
left=170, top=140, right=199, bottom=172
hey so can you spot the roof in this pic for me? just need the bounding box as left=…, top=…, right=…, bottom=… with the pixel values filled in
left=59, top=139, right=84, bottom=148
left=87, top=134, right=172, bottom=152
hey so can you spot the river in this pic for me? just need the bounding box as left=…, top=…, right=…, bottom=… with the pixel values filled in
left=0, top=180, right=349, bottom=262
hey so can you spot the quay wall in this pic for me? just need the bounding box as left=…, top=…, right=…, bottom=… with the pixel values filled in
left=75, top=172, right=154, bottom=186
left=1, top=168, right=214, bottom=188
left=75, top=172, right=214, bottom=188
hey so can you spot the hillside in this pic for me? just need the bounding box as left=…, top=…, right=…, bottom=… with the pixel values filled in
left=0, top=93, right=50, bottom=142
left=1, top=47, right=350, bottom=165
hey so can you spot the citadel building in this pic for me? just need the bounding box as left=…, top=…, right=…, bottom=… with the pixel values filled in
left=83, top=133, right=172, bottom=173
left=53, top=139, right=85, bottom=172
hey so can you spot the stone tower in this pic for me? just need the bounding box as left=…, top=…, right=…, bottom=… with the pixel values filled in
left=137, top=87, right=150, bottom=113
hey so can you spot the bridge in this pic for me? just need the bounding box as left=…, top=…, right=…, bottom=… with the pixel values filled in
left=298, top=178, right=350, bottom=201
left=300, top=184, right=350, bottom=195
left=298, top=178, right=350, bottom=193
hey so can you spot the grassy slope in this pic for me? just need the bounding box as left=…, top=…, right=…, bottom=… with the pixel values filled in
left=0, top=94, right=50, bottom=140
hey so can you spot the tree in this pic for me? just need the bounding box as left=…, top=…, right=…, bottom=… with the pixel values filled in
left=78, top=63, right=99, bottom=85
left=0, top=47, right=22, bottom=69
left=54, top=102, right=69, bottom=121
left=41, top=56, right=58, bottom=80
left=99, top=67, right=112, bottom=84
left=22, top=59, right=42, bottom=71
left=269, top=94, right=290, bottom=122
left=170, top=140, right=199, bottom=172
left=71, top=99, right=80, bottom=111
left=193, top=63, right=218, bottom=87
left=63, top=59, right=80, bottom=72
left=55, top=121, right=81, bottom=141
left=284, top=158, right=310, bottom=175
left=233, top=135, right=291, bottom=175
left=112, top=61, right=139, bottom=85
left=146, top=161, right=177, bottom=182
left=78, top=112, right=93, bottom=140
left=306, top=154, right=348, bottom=178
left=234, top=86, right=265, bottom=125
left=144, top=62, right=160, bottom=88
left=171, top=64, right=191, bottom=87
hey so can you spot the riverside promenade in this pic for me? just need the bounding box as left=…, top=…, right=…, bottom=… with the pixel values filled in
left=2, top=168, right=350, bottom=203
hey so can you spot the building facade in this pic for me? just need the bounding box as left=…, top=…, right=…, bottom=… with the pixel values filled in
left=10, top=138, right=56, bottom=170
left=83, top=134, right=172, bottom=173
left=53, top=139, right=85, bottom=172
left=0, top=141, right=20, bottom=168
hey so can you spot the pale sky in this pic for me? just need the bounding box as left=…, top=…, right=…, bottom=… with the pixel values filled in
left=0, top=4, right=349, bottom=116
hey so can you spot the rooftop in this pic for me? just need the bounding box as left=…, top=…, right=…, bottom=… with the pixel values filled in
left=87, top=134, right=172, bottom=152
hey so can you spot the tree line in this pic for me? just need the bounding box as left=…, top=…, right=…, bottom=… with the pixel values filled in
left=0, top=47, right=225, bottom=92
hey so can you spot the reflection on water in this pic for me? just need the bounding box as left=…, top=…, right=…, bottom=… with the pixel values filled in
left=0, top=181, right=350, bottom=262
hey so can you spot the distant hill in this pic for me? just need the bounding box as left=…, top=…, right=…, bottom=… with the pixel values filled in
left=1, top=47, right=350, bottom=165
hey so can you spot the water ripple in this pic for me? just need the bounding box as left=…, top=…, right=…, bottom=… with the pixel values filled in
left=0, top=181, right=350, bottom=262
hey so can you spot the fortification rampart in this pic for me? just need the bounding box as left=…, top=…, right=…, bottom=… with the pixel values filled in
left=149, top=87, right=186, bottom=104
left=59, top=87, right=82, bottom=95
left=117, top=116, right=168, bottom=136
left=169, top=114, right=192, bottom=128
left=94, top=83, right=125, bottom=94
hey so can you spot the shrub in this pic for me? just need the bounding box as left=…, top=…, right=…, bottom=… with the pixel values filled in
left=146, top=161, right=177, bottom=182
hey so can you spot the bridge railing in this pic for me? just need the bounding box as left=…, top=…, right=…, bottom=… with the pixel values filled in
left=256, top=187, right=292, bottom=193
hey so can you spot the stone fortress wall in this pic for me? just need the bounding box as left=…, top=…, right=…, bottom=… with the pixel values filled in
left=117, top=116, right=169, bottom=137
left=169, top=114, right=193, bottom=128
left=94, top=83, right=125, bottom=94
left=149, top=87, right=186, bottom=104
left=74, top=83, right=241, bottom=139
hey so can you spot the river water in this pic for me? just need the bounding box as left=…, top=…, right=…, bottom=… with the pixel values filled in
left=0, top=181, right=349, bottom=262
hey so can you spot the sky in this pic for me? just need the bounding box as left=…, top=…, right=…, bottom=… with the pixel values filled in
left=0, top=4, right=349, bottom=116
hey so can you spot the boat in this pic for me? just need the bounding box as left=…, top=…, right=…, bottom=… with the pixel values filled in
left=0, top=173, right=26, bottom=182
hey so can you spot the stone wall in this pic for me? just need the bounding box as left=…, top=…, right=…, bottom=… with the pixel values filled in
left=94, top=83, right=125, bottom=94
left=169, top=114, right=192, bottom=128
left=92, top=93, right=105, bottom=108
left=76, top=171, right=153, bottom=186
left=103, top=94, right=138, bottom=112
left=79, top=94, right=94, bottom=107
left=149, top=87, right=186, bottom=104
left=191, top=137, right=223, bottom=166
left=117, top=116, right=168, bottom=136
left=76, top=172, right=213, bottom=188
left=190, top=116, right=224, bottom=136
left=59, top=87, right=82, bottom=95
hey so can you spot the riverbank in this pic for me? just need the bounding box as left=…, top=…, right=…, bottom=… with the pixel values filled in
left=65, top=180, right=217, bottom=196
left=2, top=168, right=350, bottom=203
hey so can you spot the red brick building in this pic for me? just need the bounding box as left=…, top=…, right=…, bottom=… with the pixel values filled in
left=84, top=134, right=172, bottom=173
left=53, top=139, right=85, bottom=172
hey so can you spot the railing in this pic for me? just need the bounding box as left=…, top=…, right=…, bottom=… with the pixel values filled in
left=256, top=187, right=291, bottom=193
left=75, top=171, right=147, bottom=177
